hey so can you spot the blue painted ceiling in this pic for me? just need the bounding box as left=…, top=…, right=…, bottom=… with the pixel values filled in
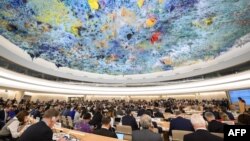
left=0, top=0, right=249, bottom=75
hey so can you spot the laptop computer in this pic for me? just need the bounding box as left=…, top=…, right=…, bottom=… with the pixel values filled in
left=115, top=117, right=121, bottom=122
left=116, top=133, right=124, bottom=140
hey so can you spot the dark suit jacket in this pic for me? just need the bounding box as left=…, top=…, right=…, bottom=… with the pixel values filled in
left=137, top=109, right=145, bottom=116
left=213, top=111, right=220, bottom=120
left=93, top=128, right=117, bottom=138
left=19, top=121, right=53, bottom=141
left=169, top=117, right=194, bottom=135
left=184, top=129, right=223, bottom=141
left=154, top=112, right=164, bottom=118
left=122, top=115, right=139, bottom=130
left=0, top=110, right=7, bottom=129
left=89, top=112, right=102, bottom=129
left=225, top=111, right=235, bottom=120
left=165, top=108, right=173, bottom=114
left=0, top=110, right=6, bottom=122
left=145, top=109, right=153, bottom=117
left=33, top=110, right=41, bottom=119
left=207, top=120, right=225, bottom=133
left=132, top=129, right=162, bottom=141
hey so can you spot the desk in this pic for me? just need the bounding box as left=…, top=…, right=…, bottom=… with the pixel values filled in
left=135, top=117, right=170, bottom=131
left=185, top=111, right=203, bottom=115
left=158, top=121, right=170, bottom=131
left=54, top=127, right=127, bottom=141
left=157, top=122, right=170, bottom=141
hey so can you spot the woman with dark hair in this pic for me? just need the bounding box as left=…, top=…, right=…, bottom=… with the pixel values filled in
left=238, top=97, right=246, bottom=113
left=74, top=113, right=93, bottom=133
left=89, top=107, right=103, bottom=129
left=0, top=111, right=29, bottom=139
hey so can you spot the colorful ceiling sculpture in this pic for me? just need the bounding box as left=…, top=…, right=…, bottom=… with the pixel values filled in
left=0, top=0, right=249, bottom=75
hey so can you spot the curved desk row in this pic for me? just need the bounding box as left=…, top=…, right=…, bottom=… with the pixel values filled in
left=54, top=127, right=127, bottom=141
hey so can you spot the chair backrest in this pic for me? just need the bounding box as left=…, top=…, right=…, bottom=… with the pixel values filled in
left=60, top=116, right=67, bottom=124
left=163, top=113, right=171, bottom=118
left=163, top=113, right=175, bottom=119
left=68, top=121, right=73, bottom=128
left=211, top=132, right=224, bottom=138
left=116, top=125, right=132, bottom=135
left=152, top=128, right=159, bottom=133
left=172, top=130, right=193, bottom=141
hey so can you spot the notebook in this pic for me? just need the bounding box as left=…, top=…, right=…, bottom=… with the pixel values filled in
left=53, top=133, right=69, bottom=141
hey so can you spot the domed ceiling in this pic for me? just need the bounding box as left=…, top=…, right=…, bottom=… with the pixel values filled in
left=0, top=0, right=250, bottom=75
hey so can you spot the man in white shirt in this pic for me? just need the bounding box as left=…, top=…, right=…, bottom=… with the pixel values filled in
left=184, top=114, right=223, bottom=141
left=74, top=108, right=81, bottom=123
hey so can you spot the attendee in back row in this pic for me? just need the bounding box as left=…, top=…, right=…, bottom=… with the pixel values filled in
left=132, top=114, right=162, bottom=141
left=74, top=113, right=93, bottom=133
left=154, top=108, right=164, bottom=118
left=93, top=116, right=117, bottom=138
left=122, top=110, right=139, bottom=130
left=204, top=112, right=225, bottom=133
left=0, top=111, right=29, bottom=140
left=0, top=105, right=11, bottom=129
left=137, top=106, right=146, bottom=116
left=19, top=109, right=66, bottom=141
left=169, top=111, right=194, bottom=136
left=220, top=107, right=235, bottom=120
left=89, top=107, right=103, bottom=129
left=184, top=114, right=223, bottom=141
left=237, top=113, right=250, bottom=125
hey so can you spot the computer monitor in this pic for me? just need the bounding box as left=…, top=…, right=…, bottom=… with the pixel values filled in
left=115, top=117, right=121, bottom=122
left=228, top=89, right=250, bottom=105
left=116, top=133, right=124, bottom=140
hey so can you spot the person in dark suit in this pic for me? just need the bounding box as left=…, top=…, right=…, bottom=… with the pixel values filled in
left=116, top=107, right=124, bottom=116
left=93, top=116, right=117, bottom=138
left=184, top=114, right=223, bottom=141
left=165, top=107, right=173, bottom=114
left=204, top=112, right=225, bottom=133
left=19, top=109, right=66, bottom=141
left=212, top=107, right=220, bottom=120
left=122, top=110, right=139, bottom=130
left=145, top=109, right=153, bottom=117
left=137, top=106, right=145, bottom=117
left=221, top=107, right=235, bottom=120
left=132, top=114, right=162, bottom=141
left=237, top=113, right=250, bottom=125
left=33, top=106, right=42, bottom=120
left=0, top=105, right=10, bottom=129
left=89, top=108, right=103, bottom=129
left=154, top=108, right=164, bottom=118
left=169, top=111, right=194, bottom=136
